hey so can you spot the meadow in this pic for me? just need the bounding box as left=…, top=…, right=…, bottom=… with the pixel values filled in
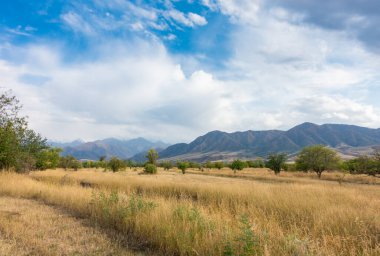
left=0, top=168, right=379, bottom=255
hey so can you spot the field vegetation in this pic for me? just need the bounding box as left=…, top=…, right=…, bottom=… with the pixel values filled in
left=0, top=168, right=378, bottom=255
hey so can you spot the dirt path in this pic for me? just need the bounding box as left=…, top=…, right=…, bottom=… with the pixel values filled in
left=0, top=196, right=137, bottom=256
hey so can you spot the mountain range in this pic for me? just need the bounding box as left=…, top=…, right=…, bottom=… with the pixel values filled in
left=51, top=123, right=380, bottom=162
left=156, top=122, right=380, bottom=162
left=50, top=138, right=169, bottom=160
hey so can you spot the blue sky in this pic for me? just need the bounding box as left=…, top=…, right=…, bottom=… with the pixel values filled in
left=1, top=0, right=380, bottom=142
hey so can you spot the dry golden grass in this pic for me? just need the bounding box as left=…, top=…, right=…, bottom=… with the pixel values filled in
left=184, top=167, right=380, bottom=185
left=0, top=196, right=136, bottom=256
left=0, top=168, right=379, bottom=255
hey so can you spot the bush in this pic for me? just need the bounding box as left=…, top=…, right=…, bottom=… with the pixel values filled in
left=177, top=162, right=189, bottom=174
left=230, top=159, right=247, bottom=173
left=108, top=157, right=125, bottom=172
left=144, top=163, right=157, bottom=174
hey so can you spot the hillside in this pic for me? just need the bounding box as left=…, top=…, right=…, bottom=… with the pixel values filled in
left=157, top=123, right=380, bottom=162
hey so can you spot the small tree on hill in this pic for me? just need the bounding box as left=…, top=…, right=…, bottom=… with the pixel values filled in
left=296, top=145, right=340, bottom=178
left=266, top=153, right=287, bottom=175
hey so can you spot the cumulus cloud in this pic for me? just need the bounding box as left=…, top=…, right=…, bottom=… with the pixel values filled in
left=165, top=10, right=208, bottom=27
left=2, top=0, right=380, bottom=143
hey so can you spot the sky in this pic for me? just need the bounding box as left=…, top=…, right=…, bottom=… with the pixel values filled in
left=1, top=0, right=380, bottom=143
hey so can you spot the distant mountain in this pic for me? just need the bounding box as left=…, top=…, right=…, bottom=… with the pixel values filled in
left=157, top=123, right=380, bottom=162
left=48, top=139, right=85, bottom=148
left=53, top=138, right=169, bottom=160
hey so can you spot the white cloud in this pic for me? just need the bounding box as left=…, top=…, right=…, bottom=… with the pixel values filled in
left=202, top=0, right=261, bottom=24
left=293, top=95, right=380, bottom=126
left=165, top=10, right=208, bottom=27
left=61, top=12, right=95, bottom=36
left=188, top=13, right=208, bottom=26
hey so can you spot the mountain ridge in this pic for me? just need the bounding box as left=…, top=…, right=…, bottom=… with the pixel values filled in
left=156, top=122, right=380, bottom=162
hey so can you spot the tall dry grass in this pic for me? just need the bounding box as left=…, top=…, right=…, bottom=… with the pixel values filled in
left=0, top=169, right=379, bottom=255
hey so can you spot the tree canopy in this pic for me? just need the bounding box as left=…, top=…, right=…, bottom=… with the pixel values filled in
left=296, top=145, right=340, bottom=178
left=0, top=91, right=48, bottom=172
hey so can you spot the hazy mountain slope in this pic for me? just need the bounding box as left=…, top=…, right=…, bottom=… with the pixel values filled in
left=57, top=138, right=169, bottom=160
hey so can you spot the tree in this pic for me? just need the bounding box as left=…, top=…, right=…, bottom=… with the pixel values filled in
left=214, top=161, right=224, bottom=170
left=60, top=155, right=79, bottom=170
left=0, top=90, right=47, bottom=172
left=161, top=161, right=173, bottom=170
left=230, top=159, right=247, bottom=174
left=266, top=153, right=287, bottom=175
left=35, top=148, right=62, bottom=170
left=108, top=157, right=125, bottom=172
left=146, top=149, right=159, bottom=165
left=296, top=145, right=340, bottom=178
left=346, top=154, right=380, bottom=178
left=177, top=162, right=188, bottom=174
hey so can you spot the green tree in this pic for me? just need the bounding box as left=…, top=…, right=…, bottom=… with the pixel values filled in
left=346, top=154, right=380, bottom=177
left=0, top=91, right=47, bottom=172
left=108, top=157, right=125, bottom=172
left=60, top=155, right=77, bottom=170
left=177, top=162, right=188, bottom=174
left=266, top=153, right=287, bottom=175
left=161, top=161, right=173, bottom=170
left=230, top=159, right=247, bottom=174
left=296, top=145, right=340, bottom=178
left=214, top=161, right=224, bottom=170
left=35, top=148, right=62, bottom=170
left=146, top=149, right=159, bottom=165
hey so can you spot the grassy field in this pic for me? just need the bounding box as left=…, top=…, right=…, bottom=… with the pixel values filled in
left=0, top=168, right=379, bottom=255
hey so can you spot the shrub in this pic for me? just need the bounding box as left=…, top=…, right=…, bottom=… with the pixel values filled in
left=144, top=163, right=157, bottom=174
left=177, top=162, right=189, bottom=174
left=108, top=157, right=125, bottom=172
left=230, top=159, right=247, bottom=173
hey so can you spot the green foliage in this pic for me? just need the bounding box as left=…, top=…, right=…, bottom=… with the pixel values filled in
left=0, top=91, right=48, bottom=172
left=146, top=148, right=159, bottom=165
left=230, top=159, right=247, bottom=173
left=188, top=161, right=200, bottom=169
left=246, top=158, right=265, bottom=168
left=345, top=155, right=380, bottom=177
left=214, top=161, right=224, bottom=170
left=296, top=145, right=340, bottom=178
left=177, top=162, right=189, bottom=174
left=60, top=155, right=82, bottom=171
left=223, top=215, right=260, bottom=256
left=91, top=191, right=157, bottom=227
left=35, top=148, right=62, bottom=170
left=266, top=153, right=288, bottom=175
left=108, top=157, right=125, bottom=172
left=161, top=161, right=173, bottom=170
left=144, top=163, right=157, bottom=174
left=204, top=161, right=214, bottom=169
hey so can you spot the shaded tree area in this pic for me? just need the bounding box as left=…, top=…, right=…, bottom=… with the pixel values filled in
left=0, top=91, right=49, bottom=172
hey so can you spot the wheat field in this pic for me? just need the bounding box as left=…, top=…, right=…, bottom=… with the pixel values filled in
left=0, top=168, right=379, bottom=255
